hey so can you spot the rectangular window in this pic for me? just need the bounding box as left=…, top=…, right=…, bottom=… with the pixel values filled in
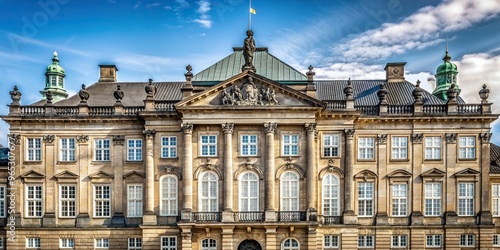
left=358, top=137, right=374, bottom=159
left=127, top=185, right=143, bottom=217
left=358, top=235, right=374, bottom=248
left=241, top=134, right=258, bottom=156
left=493, top=184, right=500, bottom=216
left=200, top=135, right=217, bottom=156
left=60, top=138, right=75, bottom=161
left=60, top=238, right=75, bottom=248
left=425, top=137, right=441, bottom=160
left=0, top=237, right=3, bottom=249
left=161, top=236, right=177, bottom=250
left=460, top=234, right=475, bottom=247
left=128, top=238, right=142, bottom=250
left=60, top=185, right=76, bottom=217
left=95, top=238, right=109, bottom=249
left=94, top=139, right=110, bottom=161
left=26, top=185, right=43, bottom=217
left=324, top=235, right=339, bottom=248
left=459, top=136, right=476, bottom=159
left=458, top=182, right=474, bottom=216
left=94, top=185, right=111, bottom=217
left=283, top=134, right=299, bottom=156
left=358, top=182, right=374, bottom=217
left=392, top=137, right=408, bottom=159
left=127, top=139, right=142, bottom=161
left=392, top=184, right=407, bottom=217
left=27, top=138, right=42, bottom=161
left=391, top=235, right=407, bottom=248
left=323, top=134, right=340, bottom=157
left=26, top=238, right=40, bottom=248
left=426, top=235, right=442, bottom=247
left=424, top=182, right=441, bottom=216
left=494, top=235, right=500, bottom=247
left=161, top=136, right=177, bottom=158
left=0, top=186, right=5, bottom=218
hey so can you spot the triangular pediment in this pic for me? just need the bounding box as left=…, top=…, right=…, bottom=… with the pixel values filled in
left=454, top=168, right=481, bottom=177
left=89, top=170, right=114, bottom=180
left=20, top=170, right=45, bottom=179
left=53, top=170, right=79, bottom=180
left=354, top=169, right=378, bottom=180
left=386, top=169, right=412, bottom=179
left=421, top=168, right=445, bottom=178
left=123, top=170, right=146, bottom=179
left=176, top=72, right=324, bottom=109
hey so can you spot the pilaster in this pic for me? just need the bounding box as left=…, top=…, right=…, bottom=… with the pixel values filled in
left=480, top=132, right=493, bottom=224
left=42, top=135, right=56, bottom=227
left=221, top=226, right=235, bottom=250
left=444, top=133, right=457, bottom=224
left=76, top=135, right=90, bottom=227
left=143, top=129, right=157, bottom=225
left=305, top=123, right=317, bottom=211
left=222, top=123, right=235, bottom=222
left=111, top=135, right=125, bottom=226
left=343, top=129, right=357, bottom=224
left=411, top=133, right=424, bottom=225
left=264, top=122, right=277, bottom=220
left=265, top=226, right=278, bottom=250
left=376, top=134, right=388, bottom=225
left=181, top=123, right=194, bottom=221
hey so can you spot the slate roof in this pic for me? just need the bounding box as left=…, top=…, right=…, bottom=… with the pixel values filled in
left=491, top=143, right=500, bottom=173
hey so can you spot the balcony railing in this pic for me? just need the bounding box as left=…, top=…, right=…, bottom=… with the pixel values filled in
left=233, top=211, right=265, bottom=222
left=323, top=216, right=343, bottom=225
left=191, top=212, right=221, bottom=222
left=278, top=211, right=307, bottom=222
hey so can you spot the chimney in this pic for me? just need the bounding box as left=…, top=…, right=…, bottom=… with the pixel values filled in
left=384, top=62, right=406, bottom=83
left=99, top=65, right=118, bottom=82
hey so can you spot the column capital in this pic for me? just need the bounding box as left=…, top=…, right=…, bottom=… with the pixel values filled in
left=181, top=123, right=193, bottom=134
left=43, top=134, right=55, bottom=144
left=305, top=123, right=317, bottom=133
left=411, top=133, right=423, bottom=144
left=8, top=133, right=21, bottom=145
left=264, top=122, right=277, bottom=133
left=222, top=122, right=235, bottom=134
left=445, top=133, right=457, bottom=144
left=143, top=129, right=156, bottom=139
left=76, top=135, right=89, bottom=144
left=377, top=134, right=387, bottom=144
left=112, top=135, right=125, bottom=145
left=344, top=128, right=355, bottom=139
left=481, top=132, right=492, bottom=144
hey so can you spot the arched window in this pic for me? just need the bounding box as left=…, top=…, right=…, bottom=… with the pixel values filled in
left=280, top=171, right=299, bottom=211
left=282, top=238, right=300, bottom=250
left=201, top=238, right=217, bottom=250
left=160, top=175, right=177, bottom=216
left=322, top=174, right=339, bottom=216
left=239, top=172, right=259, bottom=211
left=199, top=172, right=218, bottom=212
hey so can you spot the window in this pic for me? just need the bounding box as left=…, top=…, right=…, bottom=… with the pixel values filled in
left=425, top=137, right=441, bottom=160
left=358, top=137, right=374, bottom=160
left=200, top=135, right=217, bottom=156
left=392, top=137, right=408, bottom=159
left=460, top=234, right=475, bottom=247
left=60, top=185, right=76, bottom=217
left=358, top=235, right=374, bottom=248
left=283, top=134, right=299, bottom=156
left=281, top=172, right=299, bottom=211
left=60, top=238, right=75, bottom=248
left=458, top=182, right=474, bottom=216
left=392, top=184, right=407, bottom=217
left=493, top=184, right=500, bottom=216
left=199, top=172, right=218, bottom=212
left=161, top=136, right=177, bottom=158
left=241, top=134, right=258, bottom=156
left=94, top=185, right=111, bottom=217
left=0, top=186, right=5, bottom=217
left=391, top=235, right=407, bottom=248
left=324, top=235, right=339, bottom=248
left=0, top=237, right=3, bottom=249
left=60, top=138, right=75, bottom=161
left=94, top=139, right=110, bottom=161
left=127, top=185, right=143, bottom=217
left=459, top=136, right=475, bottom=159
left=322, top=174, right=339, bottom=216
left=95, top=238, right=109, bottom=249
left=424, top=182, right=441, bottom=216
left=282, top=238, right=300, bottom=250
left=426, top=235, right=442, bottom=247
left=128, top=238, right=142, bottom=250
left=26, top=238, right=40, bottom=248
left=201, top=239, right=217, bottom=250
left=127, top=139, right=142, bottom=161
left=26, top=138, right=42, bottom=161
left=161, top=236, right=176, bottom=250
left=494, top=234, right=500, bottom=247
left=358, top=182, right=374, bottom=217
left=323, top=134, right=340, bottom=157
left=239, top=172, right=259, bottom=211
left=160, top=176, right=178, bottom=216
left=26, top=185, right=43, bottom=217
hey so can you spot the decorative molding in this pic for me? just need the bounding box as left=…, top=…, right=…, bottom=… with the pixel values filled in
left=8, top=134, right=21, bottom=145
left=305, top=123, right=317, bottom=134
left=318, top=165, right=344, bottom=180
left=123, top=170, right=146, bottom=179
left=234, top=159, right=264, bottom=180
left=221, top=122, right=234, bottom=134
left=155, top=165, right=182, bottom=180
left=76, top=135, right=89, bottom=144
left=181, top=123, right=193, bottom=134
left=112, top=135, right=125, bottom=145
left=275, top=161, right=305, bottom=180
left=43, top=134, right=55, bottom=144
left=377, top=134, right=387, bottom=144
left=354, top=169, right=378, bottom=181
left=88, top=170, right=114, bottom=180
left=53, top=170, right=79, bottom=181
left=344, top=129, right=355, bottom=139
left=445, top=133, right=458, bottom=144
left=221, top=76, right=279, bottom=106
left=411, top=133, right=423, bottom=144
left=193, top=163, right=222, bottom=180
left=143, top=130, right=156, bottom=139
left=481, top=133, right=492, bottom=144
left=264, top=122, right=277, bottom=133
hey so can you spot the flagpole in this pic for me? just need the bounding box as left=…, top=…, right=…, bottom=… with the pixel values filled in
left=249, top=0, right=252, bottom=30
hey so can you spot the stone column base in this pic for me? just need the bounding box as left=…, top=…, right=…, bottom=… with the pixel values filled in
left=343, top=210, right=358, bottom=224
left=479, top=211, right=493, bottom=225
left=142, top=212, right=157, bottom=226
left=375, top=213, right=388, bottom=225
left=181, top=209, right=192, bottom=222
left=42, top=212, right=56, bottom=227
left=76, top=213, right=90, bottom=228
left=411, top=211, right=423, bottom=225
left=265, top=210, right=277, bottom=222
left=111, top=213, right=125, bottom=227
left=444, top=211, right=457, bottom=225
left=222, top=210, right=234, bottom=222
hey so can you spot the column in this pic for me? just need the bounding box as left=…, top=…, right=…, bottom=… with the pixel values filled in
left=42, top=135, right=56, bottom=227
left=411, top=133, right=424, bottom=225
left=143, top=129, right=157, bottom=225
left=222, top=123, right=234, bottom=211
left=480, top=132, right=493, bottom=224
left=181, top=123, right=194, bottom=221
left=221, top=226, right=235, bottom=249
left=179, top=225, right=193, bottom=249
left=264, top=122, right=277, bottom=221
left=76, top=135, right=90, bottom=227
left=376, top=134, right=388, bottom=225
left=343, top=128, right=357, bottom=224
left=111, top=135, right=125, bottom=226
left=444, top=133, right=457, bottom=224
left=265, top=226, right=278, bottom=250
left=305, top=123, right=317, bottom=220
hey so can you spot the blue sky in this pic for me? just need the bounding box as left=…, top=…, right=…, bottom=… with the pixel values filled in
left=1, top=0, right=500, bottom=146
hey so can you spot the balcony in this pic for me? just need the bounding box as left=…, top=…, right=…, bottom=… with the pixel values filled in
left=323, top=216, right=343, bottom=225
left=234, top=212, right=265, bottom=222
left=278, top=211, right=307, bottom=222
left=191, top=212, right=221, bottom=222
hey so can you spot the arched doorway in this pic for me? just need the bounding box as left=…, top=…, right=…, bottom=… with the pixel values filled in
left=238, top=239, right=262, bottom=250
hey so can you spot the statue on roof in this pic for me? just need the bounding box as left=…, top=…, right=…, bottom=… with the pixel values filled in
left=242, top=30, right=256, bottom=72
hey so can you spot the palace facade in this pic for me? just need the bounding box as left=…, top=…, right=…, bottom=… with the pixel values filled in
left=1, top=31, right=499, bottom=249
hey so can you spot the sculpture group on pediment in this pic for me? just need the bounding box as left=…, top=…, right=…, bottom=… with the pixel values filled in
left=221, top=77, right=279, bottom=106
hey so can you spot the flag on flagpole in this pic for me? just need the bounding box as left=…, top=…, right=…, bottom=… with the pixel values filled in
left=250, top=8, right=256, bottom=14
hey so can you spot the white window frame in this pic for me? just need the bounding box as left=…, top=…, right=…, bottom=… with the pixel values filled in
left=60, top=138, right=75, bottom=162
left=26, top=238, right=41, bottom=249
left=282, top=134, right=299, bottom=156
left=323, top=134, right=340, bottom=157
left=458, top=182, right=474, bottom=216
left=60, top=184, right=76, bottom=218
left=460, top=234, right=475, bottom=247
left=282, top=238, right=300, bottom=250
left=426, top=234, right=442, bottom=247
left=493, top=184, right=500, bottom=216
left=391, top=136, right=408, bottom=159
left=93, top=185, right=111, bottom=218
left=358, top=235, right=374, bottom=248
left=425, top=136, right=441, bottom=160
left=94, top=238, right=109, bottom=249
left=0, top=186, right=6, bottom=218
left=161, top=236, right=176, bottom=250
left=199, top=172, right=218, bottom=212
left=391, top=235, right=408, bottom=248
left=94, top=139, right=110, bottom=161
left=127, top=139, right=142, bottom=161
left=26, top=138, right=42, bottom=161
left=280, top=171, right=300, bottom=211
left=127, top=184, right=143, bottom=217
left=201, top=238, right=217, bottom=250
left=128, top=238, right=142, bottom=250
left=324, top=235, right=339, bottom=248
left=200, top=135, right=217, bottom=157
left=26, top=184, right=43, bottom=218
left=358, top=182, right=374, bottom=217
left=493, top=234, right=500, bottom=247
left=358, top=137, right=374, bottom=160
left=160, top=176, right=178, bottom=216
left=240, top=134, right=258, bottom=156
left=161, top=136, right=177, bottom=158
left=459, top=136, right=476, bottom=159
left=424, top=182, right=442, bottom=216
left=391, top=183, right=407, bottom=217
left=322, top=174, right=340, bottom=216
left=60, top=238, right=75, bottom=249
left=0, top=237, right=3, bottom=249
left=239, top=172, right=259, bottom=211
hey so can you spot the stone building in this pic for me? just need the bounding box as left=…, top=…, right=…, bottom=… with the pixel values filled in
left=1, top=31, right=499, bottom=249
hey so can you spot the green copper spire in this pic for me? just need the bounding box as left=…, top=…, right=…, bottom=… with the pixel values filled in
left=41, top=51, right=68, bottom=102
left=432, top=45, right=460, bottom=101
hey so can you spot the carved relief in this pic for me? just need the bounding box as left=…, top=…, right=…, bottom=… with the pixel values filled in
left=445, top=133, right=457, bottom=144
left=221, top=122, right=234, bottom=134
left=221, top=77, right=279, bottom=106
left=8, top=134, right=21, bottom=145
left=264, top=122, right=277, bottom=133
left=43, top=134, right=55, bottom=144
left=377, top=134, right=387, bottom=144
left=305, top=123, right=317, bottom=133
left=481, top=133, right=492, bottom=143
left=112, top=135, right=125, bottom=145
left=181, top=123, right=193, bottom=134
left=344, top=129, right=355, bottom=139
left=76, top=135, right=89, bottom=144
left=412, top=133, right=423, bottom=144
left=143, top=130, right=156, bottom=139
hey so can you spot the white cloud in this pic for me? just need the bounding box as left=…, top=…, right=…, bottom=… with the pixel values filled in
left=6, top=33, right=90, bottom=57
left=193, top=0, right=212, bottom=28
left=146, top=3, right=161, bottom=8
